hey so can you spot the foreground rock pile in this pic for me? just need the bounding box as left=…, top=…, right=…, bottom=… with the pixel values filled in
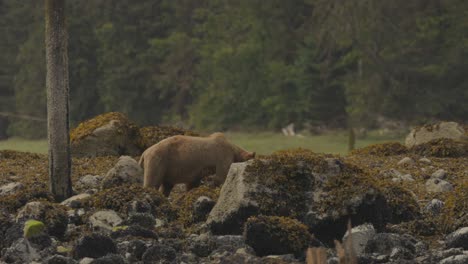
left=0, top=119, right=467, bottom=263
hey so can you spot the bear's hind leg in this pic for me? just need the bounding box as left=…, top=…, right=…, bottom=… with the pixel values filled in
left=186, top=177, right=201, bottom=192
left=160, top=182, right=174, bottom=197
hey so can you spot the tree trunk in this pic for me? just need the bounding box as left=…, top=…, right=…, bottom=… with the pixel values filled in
left=45, top=0, right=72, bottom=201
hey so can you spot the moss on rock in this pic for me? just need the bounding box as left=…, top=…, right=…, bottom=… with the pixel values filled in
left=17, top=201, right=69, bottom=238
left=441, top=182, right=468, bottom=232
left=410, top=138, right=468, bottom=157
left=173, top=186, right=220, bottom=227
left=244, top=149, right=332, bottom=218
left=23, top=219, right=45, bottom=238
left=379, top=184, right=420, bottom=223
left=244, top=215, right=311, bottom=257
left=350, top=142, right=408, bottom=157
left=70, top=112, right=139, bottom=143
left=88, top=185, right=176, bottom=221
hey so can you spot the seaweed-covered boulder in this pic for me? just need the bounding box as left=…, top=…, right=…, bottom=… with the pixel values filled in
left=174, top=186, right=219, bottom=226
left=139, top=125, right=199, bottom=150
left=411, top=138, right=468, bottom=157
left=364, top=233, right=417, bottom=260
left=243, top=216, right=311, bottom=257
left=89, top=210, right=123, bottom=233
left=443, top=182, right=468, bottom=230
left=101, top=156, right=143, bottom=189
left=405, top=121, right=467, bottom=148
left=73, top=233, right=117, bottom=259
left=207, top=149, right=391, bottom=242
left=141, top=243, right=177, bottom=263
left=445, top=227, right=468, bottom=249
left=350, top=142, right=408, bottom=157
left=88, top=185, right=175, bottom=220
left=16, top=201, right=68, bottom=237
left=70, top=112, right=141, bottom=157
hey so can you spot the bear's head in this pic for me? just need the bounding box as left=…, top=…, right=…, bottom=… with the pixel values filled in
left=235, top=150, right=256, bottom=162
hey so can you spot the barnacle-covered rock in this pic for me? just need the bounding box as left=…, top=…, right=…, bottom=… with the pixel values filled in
left=70, top=112, right=141, bottom=157
left=243, top=216, right=311, bottom=257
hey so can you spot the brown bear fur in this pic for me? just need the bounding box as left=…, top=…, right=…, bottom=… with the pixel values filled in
left=138, top=132, right=255, bottom=196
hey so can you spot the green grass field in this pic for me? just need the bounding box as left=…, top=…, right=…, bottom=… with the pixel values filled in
left=0, top=131, right=404, bottom=156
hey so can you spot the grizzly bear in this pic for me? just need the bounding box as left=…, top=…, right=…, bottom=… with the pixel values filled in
left=138, top=132, right=255, bottom=196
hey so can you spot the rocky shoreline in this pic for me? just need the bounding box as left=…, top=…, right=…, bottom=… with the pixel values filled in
left=0, top=115, right=467, bottom=263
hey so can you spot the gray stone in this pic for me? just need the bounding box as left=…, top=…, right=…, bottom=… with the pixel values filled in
left=424, top=199, right=445, bottom=215
left=446, top=227, right=468, bottom=250
left=77, top=175, right=102, bottom=190
left=419, top=158, right=432, bottom=164
left=101, top=156, right=143, bottom=189
left=0, top=182, right=24, bottom=196
left=125, top=213, right=155, bottom=229
left=193, top=196, right=216, bottom=223
left=342, top=223, right=376, bottom=256
left=73, top=233, right=117, bottom=259
left=60, top=193, right=91, bottom=208
left=405, top=121, right=466, bottom=147
left=397, top=157, right=414, bottom=167
left=71, top=118, right=141, bottom=157
left=392, top=174, right=415, bottom=183
left=79, top=258, right=94, bottom=264
left=440, top=254, right=468, bottom=264
left=141, top=243, right=176, bottom=263
left=89, top=210, right=123, bottom=233
left=426, top=178, right=454, bottom=193
left=364, top=233, right=416, bottom=257
left=187, top=233, right=216, bottom=257
left=432, top=169, right=447, bottom=179
left=206, top=161, right=260, bottom=235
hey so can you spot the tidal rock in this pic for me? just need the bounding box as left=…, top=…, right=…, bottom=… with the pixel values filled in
left=89, top=254, right=125, bottom=264
left=89, top=210, right=123, bottom=233
left=405, top=121, right=466, bottom=147
left=243, top=216, right=311, bottom=257
left=16, top=201, right=68, bottom=238
left=101, top=156, right=143, bottom=189
left=0, top=182, right=24, bottom=196
left=73, top=233, right=117, bottom=259
left=425, top=178, right=454, bottom=193
left=76, top=175, right=103, bottom=190
left=70, top=112, right=141, bottom=157
left=193, top=196, right=216, bottom=223
left=364, top=233, right=416, bottom=259
left=125, top=213, right=155, bottom=229
left=397, top=157, right=414, bottom=167
left=187, top=233, right=216, bottom=258
left=446, top=227, right=468, bottom=249
left=432, top=169, right=448, bottom=179
left=342, top=223, right=376, bottom=256
left=141, top=243, right=176, bottom=263
left=61, top=193, right=91, bottom=208
left=45, top=255, right=78, bottom=264
left=440, top=254, right=468, bottom=264
left=424, top=199, right=445, bottom=215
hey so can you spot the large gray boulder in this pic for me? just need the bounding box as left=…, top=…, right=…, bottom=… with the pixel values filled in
left=206, top=161, right=260, bottom=235
left=206, top=151, right=392, bottom=242
left=101, top=156, right=143, bottom=189
left=70, top=112, right=141, bottom=157
left=405, top=121, right=466, bottom=148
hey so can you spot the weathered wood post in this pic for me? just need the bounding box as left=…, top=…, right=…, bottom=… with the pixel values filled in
left=45, top=0, right=72, bottom=201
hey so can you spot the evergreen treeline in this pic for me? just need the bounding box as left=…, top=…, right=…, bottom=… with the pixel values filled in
left=0, top=0, right=467, bottom=139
